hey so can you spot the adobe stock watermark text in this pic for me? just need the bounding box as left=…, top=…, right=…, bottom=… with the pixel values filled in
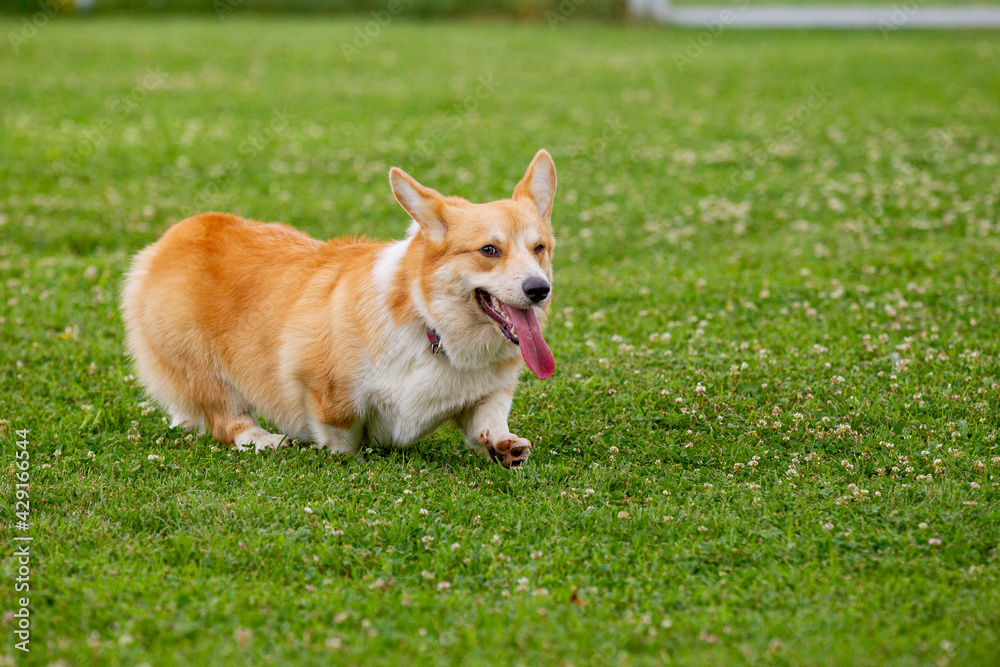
left=12, top=429, right=32, bottom=653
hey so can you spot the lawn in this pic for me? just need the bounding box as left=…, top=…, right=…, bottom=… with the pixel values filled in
left=2, top=17, right=999, bottom=666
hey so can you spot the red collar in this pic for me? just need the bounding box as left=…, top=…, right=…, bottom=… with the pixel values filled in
left=426, top=327, right=444, bottom=356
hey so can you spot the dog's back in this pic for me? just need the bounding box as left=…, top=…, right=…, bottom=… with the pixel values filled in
left=122, top=213, right=376, bottom=444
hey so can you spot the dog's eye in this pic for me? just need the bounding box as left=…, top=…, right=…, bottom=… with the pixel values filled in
left=480, top=245, right=500, bottom=257
left=534, top=244, right=546, bottom=254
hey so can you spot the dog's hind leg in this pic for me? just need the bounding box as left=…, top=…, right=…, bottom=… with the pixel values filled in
left=209, top=412, right=288, bottom=452
left=128, top=329, right=287, bottom=451
left=184, top=370, right=288, bottom=452
left=310, top=420, right=362, bottom=455
left=127, top=330, right=205, bottom=432
left=306, top=383, right=361, bottom=454
left=168, top=408, right=203, bottom=431
left=196, top=380, right=288, bottom=452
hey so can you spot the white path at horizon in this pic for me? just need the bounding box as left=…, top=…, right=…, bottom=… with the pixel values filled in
left=628, top=0, right=1000, bottom=28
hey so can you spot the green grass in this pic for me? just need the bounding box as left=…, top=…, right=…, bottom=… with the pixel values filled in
left=2, top=17, right=1000, bottom=666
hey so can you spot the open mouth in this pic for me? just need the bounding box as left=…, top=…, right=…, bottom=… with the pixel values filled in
left=473, top=288, right=556, bottom=381
left=475, top=289, right=518, bottom=344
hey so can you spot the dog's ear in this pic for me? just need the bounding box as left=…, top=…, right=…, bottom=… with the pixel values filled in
left=513, top=149, right=557, bottom=220
left=389, top=168, right=448, bottom=243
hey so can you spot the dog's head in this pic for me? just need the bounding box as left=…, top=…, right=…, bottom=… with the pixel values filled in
left=389, top=150, right=556, bottom=379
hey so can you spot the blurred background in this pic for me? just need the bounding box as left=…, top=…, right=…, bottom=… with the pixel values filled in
left=1, top=0, right=626, bottom=17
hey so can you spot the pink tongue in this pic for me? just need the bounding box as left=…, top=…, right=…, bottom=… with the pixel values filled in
left=501, top=304, right=555, bottom=380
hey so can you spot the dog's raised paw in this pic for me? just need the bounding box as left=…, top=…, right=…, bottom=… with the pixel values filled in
left=488, top=434, right=531, bottom=469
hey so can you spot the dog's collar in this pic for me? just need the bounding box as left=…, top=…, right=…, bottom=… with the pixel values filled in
left=426, top=327, right=445, bottom=356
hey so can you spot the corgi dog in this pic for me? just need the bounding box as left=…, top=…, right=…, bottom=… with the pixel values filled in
left=121, top=150, right=557, bottom=468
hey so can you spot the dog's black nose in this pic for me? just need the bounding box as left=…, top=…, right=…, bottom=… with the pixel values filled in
left=522, top=276, right=550, bottom=303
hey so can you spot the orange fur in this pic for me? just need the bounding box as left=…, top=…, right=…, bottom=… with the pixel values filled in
left=123, top=213, right=385, bottom=442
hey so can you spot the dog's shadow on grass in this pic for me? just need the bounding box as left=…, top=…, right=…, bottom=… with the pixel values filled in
left=266, top=430, right=484, bottom=475
left=363, top=436, right=490, bottom=474
left=154, top=416, right=539, bottom=484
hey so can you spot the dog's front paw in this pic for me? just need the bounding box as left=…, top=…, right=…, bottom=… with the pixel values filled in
left=478, top=430, right=531, bottom=469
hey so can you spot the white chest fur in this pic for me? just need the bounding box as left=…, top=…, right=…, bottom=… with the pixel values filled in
left=357, top=235, right=520, bottom=447
left=358, top=331, right=515, bottom=446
